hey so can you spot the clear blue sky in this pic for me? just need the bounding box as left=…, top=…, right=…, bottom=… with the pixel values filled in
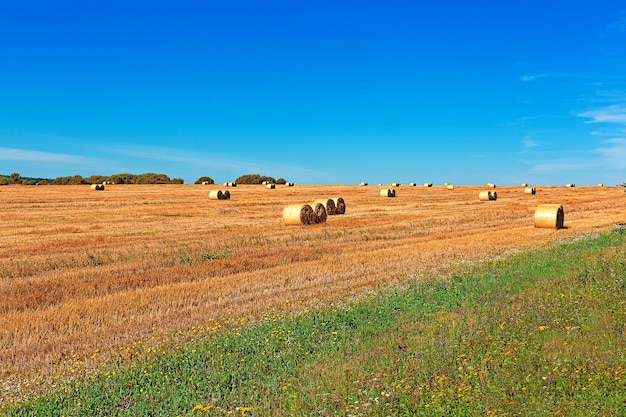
left=1, top=1, right=625, bottom=185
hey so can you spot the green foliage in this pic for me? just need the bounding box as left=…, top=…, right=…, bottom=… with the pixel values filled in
left=85, top=175, right=107, bottom=184
left=0, top=177, right=9, bottom=186
left=171, top=178, right=184, bottom=184
left=51, top=175, right=86, bottom=185
left=276, top=178, right=286, bottom=185
left=194, top=176, right=214, bottom=184
left=235, top=174, right=277, bottom=184
left=136, top=173, right=171, bottom=184
left=9, top=172, right=21, bottom=184
left=107, top=173, right=137, bottom=184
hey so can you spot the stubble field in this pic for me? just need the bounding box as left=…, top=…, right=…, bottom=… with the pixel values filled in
left=1, top=183, right=624, bottom=399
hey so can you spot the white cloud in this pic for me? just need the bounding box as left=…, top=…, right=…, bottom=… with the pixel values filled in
left=521, top=73, right=550, bottom=82
left=0, top=147, right=94, bottom=164
left=594, top=138, right=626, bottom=169
left=579, top=105, right=626, bottom=124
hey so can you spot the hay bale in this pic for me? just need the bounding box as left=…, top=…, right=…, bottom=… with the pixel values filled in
left=313, top=203, right=328, bottom=224
left=283, top=204, right=317, bottom=226
left=424, top=182, right=433, bottom=187
left=287, top=182, right=294, bottom=186
left=391, top=182, right=400, bottom=187
left=409, top=182, right=416, bottom=186
left=313, top=198, right=336, bottom=215
left=597, top=183, right=604, bottom=187
left=521, top=183, right=528, bottom=187
left=566, top=183, right=575, bottom=188
left=479, top=190, right=497, bottom=201
left=266, top=183, right=276, bottom=189
left=380, top=188, right=396, bottom=197
left=486, top=183, right=496, bottom=188
left=524, top=186, right=536, bottom=195
left=360, top=182, right=368, bottom=186
left=91, top=184, right=105, bottom=191
left=209, top=190, right=230, bottom=200
left=446, top=185, right=455, bottom=190
left=332, top=197, right=346, bottom=214
left=534, top=204, right=564, bottom=229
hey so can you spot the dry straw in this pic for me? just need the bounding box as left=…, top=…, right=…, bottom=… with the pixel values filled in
left=282, top=204, right=318, bottom=226
left=313, top=198, right=336, bottom=215
left=91, top=184, right=105, bottom=191
left=209, top=190, right=230, bottom=200
left=380, top=188, right=396, bottom=197
left=332, top=197, right=346, bottom=214
left=479, top=190, right=497, bottom=201
left=524, top=186, right=536, bottom=195
left=534, top=204, right=564, bottom=229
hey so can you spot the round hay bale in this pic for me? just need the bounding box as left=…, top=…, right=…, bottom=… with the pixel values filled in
left=359, top=182, right=368, bottom=186
left=313, top=198, right=336, bottom=215
left=266, top=183, right=276, bottom=189
left=486, top=183, right=496, bottom=188
left=524, top=186, right=536, bottom=195
left=391, top=182, right=400, bottom=187
left=332, top=197, right=346, bottom=214
left=521, top=183, right=528, bottom=187
left=283, top=204, right=317, bottom=226
left=380, top=188, right=396, bottom=197
left=287, top=182, right=294, bottom=186
left=534, top=204, right=564, bottom=229
left=597, top=183, right=604, bottom=187
left=479, top=190, right=496, bottom=201
left=209, top=190, right=224, bottom=200
left=446, top=185, right=455, bottom=190
left=565, top=183, right=575, bottom=188
left=91, top=184, right=105, bottom=191
left=424, top=182, right=433, bottom=187
left=313, top=203, right=327, bottom=224
left=409, top=182, right=416, bottom=186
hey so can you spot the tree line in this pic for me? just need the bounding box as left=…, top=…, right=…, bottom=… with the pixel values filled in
left=1, top=173, right=289, bottom=185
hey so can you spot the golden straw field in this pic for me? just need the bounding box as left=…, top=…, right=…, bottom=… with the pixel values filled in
left=1, top=183, right=625, bottom=395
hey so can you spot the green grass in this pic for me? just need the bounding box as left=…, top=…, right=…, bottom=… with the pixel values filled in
left=4, top=228, right=626, bottom=416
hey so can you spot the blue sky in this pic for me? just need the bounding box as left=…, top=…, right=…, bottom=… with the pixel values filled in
left=1, top=1, right=625, bottom=185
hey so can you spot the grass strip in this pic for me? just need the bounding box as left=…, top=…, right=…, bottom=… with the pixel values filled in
left=4, top=227, right=626, bottom=416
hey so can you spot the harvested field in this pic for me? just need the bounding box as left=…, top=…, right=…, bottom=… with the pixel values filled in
left=1, top=184, right=625, bottom=397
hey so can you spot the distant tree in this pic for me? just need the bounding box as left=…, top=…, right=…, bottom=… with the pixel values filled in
left=9, top=172, right=21, bottom=184
left=195, top=176, right=215, bottom=184
left=0, top=177, right=10, bottom=186
left=108, top=173, right=137, bottom=184
left=23, top=180, right=36, bottom=185
left=85, top=175, right=107, bottom=184
left=235, top=174, right=277, bottom=184
left=52, top=175, right=86, bottom=185
left=276, top=178, right=286, bottom=185
left=171, top=178, right=184, bottom=184
left=136, top=173, right=171, bottom=184
left=38, top=180, right=48, bottom=185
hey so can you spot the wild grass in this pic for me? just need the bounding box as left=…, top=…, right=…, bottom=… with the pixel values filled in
left=4, top=227, right=625, bottom=416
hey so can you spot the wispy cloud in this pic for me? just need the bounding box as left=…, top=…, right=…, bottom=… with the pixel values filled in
left=579, top=105, right=626, bottom=124
left=522, top=138, right=539, bottom=148
left=594, top=138, right=626, bottom=169
left=521, top=73, right=550, bottom=82
left=0, top=147, right=95, bottom=165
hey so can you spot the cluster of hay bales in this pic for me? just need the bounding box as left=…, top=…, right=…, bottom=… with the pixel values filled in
left=479, top=190, right=497, bottom=201
left=380, top=188, right=396, bottom=197
left=534, top=204, right=564, bottom=229
left=91, top=184, right=105, bottom=191
left=283, top=196, right=346, bottom=226
left=312, top=197, right=346, bottom=215
left=209, top=190, right=231, bottom=200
